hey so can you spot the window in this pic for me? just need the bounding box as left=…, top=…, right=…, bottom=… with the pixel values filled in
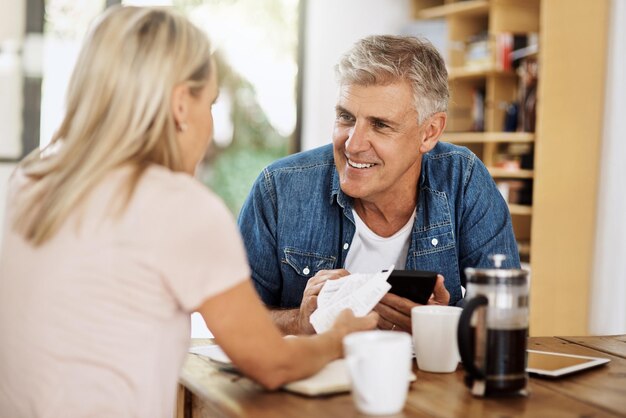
left=42, top=0, right=300, bottom=214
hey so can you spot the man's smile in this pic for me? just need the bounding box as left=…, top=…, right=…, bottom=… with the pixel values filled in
left=347, top=158, right=376, bottom=169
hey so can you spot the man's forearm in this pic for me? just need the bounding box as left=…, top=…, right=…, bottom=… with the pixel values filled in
left=268, top=308, right=314, bottom=336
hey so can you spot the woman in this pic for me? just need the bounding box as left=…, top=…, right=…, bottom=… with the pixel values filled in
left=0, top=6, right=377, bottom=417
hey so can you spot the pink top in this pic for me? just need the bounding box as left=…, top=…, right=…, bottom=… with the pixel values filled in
left=0, top=165, right=249, bottom=417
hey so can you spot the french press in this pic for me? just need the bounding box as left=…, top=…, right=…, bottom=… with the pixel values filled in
left=457, top=254, right=530, bottom=397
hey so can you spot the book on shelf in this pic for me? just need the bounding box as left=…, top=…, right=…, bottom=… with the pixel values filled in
left=517, top=58, right=538, bottom=133
left=495, top=33, right=513, bottom=71
left=494, top=143, right=534, bottom=170
left=503, top=101, right=519, bottom=132
left=496, top=179, right=533, bottom=206
left=471, top=87, right=485, bottom=132
left=495, top=32, right=537, bottom=72
left=465, top=32, right=490, bottom=70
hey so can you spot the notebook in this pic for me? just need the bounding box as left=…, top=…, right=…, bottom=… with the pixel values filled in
left=189, top=344, right=416, bottom=396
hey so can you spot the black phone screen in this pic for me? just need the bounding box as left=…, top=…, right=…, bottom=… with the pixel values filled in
left=386, top=269, right=438, bottom=304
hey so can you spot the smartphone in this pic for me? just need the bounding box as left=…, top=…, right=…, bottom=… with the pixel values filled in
left=526, top=349, right=610, bottom=377
left=386, top=269, right=438, bottom=305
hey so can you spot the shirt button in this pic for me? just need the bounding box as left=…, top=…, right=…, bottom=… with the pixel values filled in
left=343, top=243, right=349, bottom=250
left=303, top=267, right=310, bottom=275
left=431, top=238, right=439, bottom=246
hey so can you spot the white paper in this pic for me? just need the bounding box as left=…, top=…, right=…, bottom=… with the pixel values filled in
left=189, top=344, right=232, bottom=364
left=315, top=275, right=349, bottom=307
left=309, top=267, right=393, bottom=334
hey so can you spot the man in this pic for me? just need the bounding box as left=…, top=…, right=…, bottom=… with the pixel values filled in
left=238, top=35, right=520, bottom=335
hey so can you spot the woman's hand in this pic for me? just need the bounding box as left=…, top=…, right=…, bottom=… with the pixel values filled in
left=329, top=308, right=379, bottom=340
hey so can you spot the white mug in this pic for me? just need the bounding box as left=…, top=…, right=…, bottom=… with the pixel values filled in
left=343, top=330, right=412, bottom=416
left=411, top=305, right=462, bottom=373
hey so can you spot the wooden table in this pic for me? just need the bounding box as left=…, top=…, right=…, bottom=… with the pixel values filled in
left=177, top=335, right=626, bottom=417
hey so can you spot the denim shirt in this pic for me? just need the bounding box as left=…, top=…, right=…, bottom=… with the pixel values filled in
left=237, top=142, right=520, bottom=307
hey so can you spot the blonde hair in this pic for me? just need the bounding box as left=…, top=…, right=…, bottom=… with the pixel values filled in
left=15, top=6, right=212, bottom=245
left=335, top=35, right=449, bottom=124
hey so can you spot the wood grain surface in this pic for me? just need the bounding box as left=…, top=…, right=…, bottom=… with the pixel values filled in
left=179, top=336, right=626, bottom=418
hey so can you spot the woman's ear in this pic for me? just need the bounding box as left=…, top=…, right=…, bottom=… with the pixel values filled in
left=171, top=84, right=190, bottom=131
left=419, top=112, right=447, bottom=154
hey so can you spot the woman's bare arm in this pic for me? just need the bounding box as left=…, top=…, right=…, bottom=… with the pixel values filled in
left=196, top=280, right=377, bottom=389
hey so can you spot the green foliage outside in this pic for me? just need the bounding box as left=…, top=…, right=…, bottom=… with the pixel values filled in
left=176, top=0, right=298, bottom=216
left=43, top=0, right=296, bottom=217
left=197, top=51, right=291, bottom=215
left=201, top=143, right=288, bottom=216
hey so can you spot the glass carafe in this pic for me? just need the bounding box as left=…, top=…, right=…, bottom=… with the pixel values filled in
left=457, top=255, right=530, bottom=396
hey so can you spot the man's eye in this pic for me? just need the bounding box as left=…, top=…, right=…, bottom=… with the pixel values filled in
left=373, top=120, right=389, bottom=129
left=338, top=113, right=354, bottom=122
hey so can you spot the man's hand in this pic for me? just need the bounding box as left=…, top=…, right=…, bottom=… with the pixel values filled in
left=373, top=274, right=450, bottom=333
left=427, top=274, right=451, bottom=306
left=296, top=269, right=350, bottom=334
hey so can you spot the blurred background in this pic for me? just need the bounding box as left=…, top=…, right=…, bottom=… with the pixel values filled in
left=1, top=0, right=624, bottom=337
left=1, top=0, right=300, bottom=216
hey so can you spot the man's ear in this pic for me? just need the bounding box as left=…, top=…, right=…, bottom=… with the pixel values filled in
left=419, top=112, right=447, bottom=154
left=171, top=84, right=190, bottom=129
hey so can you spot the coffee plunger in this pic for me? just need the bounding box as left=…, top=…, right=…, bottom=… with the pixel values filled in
left=457, top=254, right=530, bottom=397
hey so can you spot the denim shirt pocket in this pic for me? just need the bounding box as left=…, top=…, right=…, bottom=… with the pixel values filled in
left=413, top=230, right=455, bottom=256
left=283, top=248, right=336, bottom=279
left=409, top=227, right=462, bottom=304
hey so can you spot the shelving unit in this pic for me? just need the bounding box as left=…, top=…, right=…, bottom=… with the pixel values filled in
left=448, top=67, right=515, bottom=80
left=508, top=204, right=532, bottom=216
left=442, top=132, right=534, bottom=143
left=415, top=0, right=489, bottom=19
left=412, top=0, right=610, bottom=337
left=412, top=0, right=539, bottom=263
left=487, top=168, right=533, bottom=179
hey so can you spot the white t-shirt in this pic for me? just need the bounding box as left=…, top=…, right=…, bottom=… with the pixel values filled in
left=0, top=165, right=250, bottom=418
left=344, top=209, right=415, bottom=273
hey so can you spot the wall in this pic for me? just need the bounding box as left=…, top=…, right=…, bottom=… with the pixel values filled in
left=301, top=0, right=413, bottom=151
left=0, top=0, right=25, bottom=41
left=0, top=0, right=25, bottom=248
left=0, top=164, right=17, bottom=244
left=590, top=0, right=626, bottom=335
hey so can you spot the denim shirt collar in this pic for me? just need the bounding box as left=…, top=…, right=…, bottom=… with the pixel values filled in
left=329, top=168, right=352, bottom=210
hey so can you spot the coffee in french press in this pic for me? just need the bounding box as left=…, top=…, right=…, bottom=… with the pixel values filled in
left=457, top=254, right=530, bottom=396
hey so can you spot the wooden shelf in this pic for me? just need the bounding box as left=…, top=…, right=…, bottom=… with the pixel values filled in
left=442, top=132, right=535, bottom=143
left=488, top=168, right=534, bottom=179
left=448, top=66, right=516, bottom=80
left=413, top=0, right=540, bottom=326
left=517, top=240, right=531, bottom=256
left=509, top=204, right=532, bottom=216
left=417, top=0, right=489, bottom=19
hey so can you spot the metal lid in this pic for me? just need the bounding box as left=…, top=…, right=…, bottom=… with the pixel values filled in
left=464, top=267, right=529, bottom=285
left=464, top=254, right=529, bottom=285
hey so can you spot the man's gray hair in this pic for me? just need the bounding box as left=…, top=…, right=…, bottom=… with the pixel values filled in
left=335, top=35, right=449, bottom=124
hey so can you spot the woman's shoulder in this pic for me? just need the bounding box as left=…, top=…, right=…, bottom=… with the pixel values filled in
left=138, top=165, right=230, bottom=219
left=142, top=165, right=214, bottom=199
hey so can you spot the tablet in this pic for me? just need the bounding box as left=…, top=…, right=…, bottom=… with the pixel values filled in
left=527, top=349, right=610, bottom=377
left=386, top=269, right=438, bottom=305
